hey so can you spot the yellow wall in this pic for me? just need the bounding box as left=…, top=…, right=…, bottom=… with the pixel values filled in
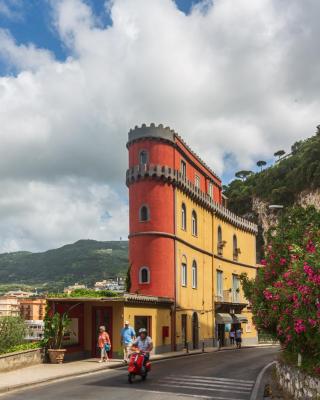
left=175, top=188, right=258, bottom=346
left=124, top=305, right=172, bottom=352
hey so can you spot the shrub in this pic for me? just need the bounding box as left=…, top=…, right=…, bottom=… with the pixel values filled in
left=241, top=206, right=320, bottom=376
left=0, top=316, right=26, bottom=354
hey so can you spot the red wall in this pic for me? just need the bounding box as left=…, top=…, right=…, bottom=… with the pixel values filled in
left=129, top=235, right=175, bottom=298
left=129, top=140, right=174, bottom=168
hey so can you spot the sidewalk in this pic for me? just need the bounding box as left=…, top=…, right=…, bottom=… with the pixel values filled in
left=0, top=344, right=277, bottom=395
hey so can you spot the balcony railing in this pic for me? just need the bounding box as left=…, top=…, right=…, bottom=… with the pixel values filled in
left=215, top=290, right=246, bottom=304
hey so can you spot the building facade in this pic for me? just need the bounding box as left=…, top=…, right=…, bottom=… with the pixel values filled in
left=127, top=123, right=258, bottom=349
left=0, top=296, right=20, bottom=317
left=20, top=298, right=46, bottom=321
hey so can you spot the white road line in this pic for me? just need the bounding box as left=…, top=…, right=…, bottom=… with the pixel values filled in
left=159, top=379, right=251, bottom=392
left=175, top=375, right=255, bottom=384
left=134, top=388, right=244, bottom=400
left=158, top=382, right=251, bottom=395
left=163, top=376, right=253, bottom=388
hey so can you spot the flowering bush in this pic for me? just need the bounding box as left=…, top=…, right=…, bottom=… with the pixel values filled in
left=241, top=207, right=320, bottom=375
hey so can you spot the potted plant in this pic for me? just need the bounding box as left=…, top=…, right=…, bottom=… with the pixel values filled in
left=43, top=311, right=70, bottom=364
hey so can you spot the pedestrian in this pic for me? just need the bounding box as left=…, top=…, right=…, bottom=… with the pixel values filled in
left=229, top=329, right=235, bottom=346
left=120, top=320, right=136, bottom=363
left=98, top=325, right=111, bottom=362
left=235, top=328, right=242, bottom=349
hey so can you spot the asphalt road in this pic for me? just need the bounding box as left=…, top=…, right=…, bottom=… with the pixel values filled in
left=2, top=347, right=279, bottom=400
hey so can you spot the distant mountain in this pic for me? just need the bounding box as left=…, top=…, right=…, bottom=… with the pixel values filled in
left=0, top=240, right=129, bottom=292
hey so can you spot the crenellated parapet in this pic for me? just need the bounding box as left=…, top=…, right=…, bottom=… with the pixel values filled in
left=126, top=164, right=258, bottom=234
left=127, top=123, right=221, bottom=181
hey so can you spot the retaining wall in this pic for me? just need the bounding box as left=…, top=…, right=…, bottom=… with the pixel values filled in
left=0, top=348, right=43, bottom=372
left=276, top=361, right=320, bottom=399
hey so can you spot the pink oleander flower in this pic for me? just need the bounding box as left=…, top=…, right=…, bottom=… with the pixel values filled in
left=261, top=259, right=267, bottom=266
left=280, top=258, right=287, bottom=266
left=308, top=318, right=317, bottom=328
left=306, top=240, right=316, bottom=253
left=294, top=319, right=306, bottom=334
left=263, top=289, right=273, bottom=300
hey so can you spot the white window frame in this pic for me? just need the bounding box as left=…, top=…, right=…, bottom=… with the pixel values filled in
left=139, top=267, right=150, bottom=284
left=181, top=203, right=186, bottom=231
left=208, top=182, right=213, bottom=199
left=139, top=150, right=148, bottom=165
left=192, top=261, right=197, bottom=289
left=139, top=205, right=150, bottom=222
left=232, top=274, right=240, bottom=302
left=216, top=270, right=223, bottom=297
left=191, top=210, right=197, bottom=237
left=181, top=263, right=187, bottom=287
left=195, top=174, right=200, bottom=189
left=180, top=159, right=186, bottom=179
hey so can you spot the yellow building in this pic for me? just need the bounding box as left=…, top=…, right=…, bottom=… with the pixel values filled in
left=127, top=124, right=259, bottom=349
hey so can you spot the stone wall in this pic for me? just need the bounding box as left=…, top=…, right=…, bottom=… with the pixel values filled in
left=0, top=348, right=43, bottom=372
left=276, top=361, right=320, bottom=399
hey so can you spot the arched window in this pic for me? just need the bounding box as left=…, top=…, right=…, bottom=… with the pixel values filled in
left=139, top=150, right=148, bottom=165
left=181, top=256, right=187, bottom=287
left=217, top=226, right=223, bottom=255
left=233, top=234, right=238, bottom=261
left=181, top=203, right=186, bottom=230
left=191, top=210, right=197, bottom=236
left=139, top=205, right=150, bottom=222
left=192, top=260, right=197, bottom=289
left=139, top=267, right=150, bottom=284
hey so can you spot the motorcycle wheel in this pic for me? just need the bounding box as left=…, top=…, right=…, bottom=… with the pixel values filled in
left=128, top=373, right=135, bottom=384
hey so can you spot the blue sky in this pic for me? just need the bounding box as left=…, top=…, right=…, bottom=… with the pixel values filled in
left=0, top=0, right=318, bottom=251
left=0, top=0, right=198, bottom=69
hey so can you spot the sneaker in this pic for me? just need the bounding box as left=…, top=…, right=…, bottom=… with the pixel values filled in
left=98, top=360, right=103, bottom=363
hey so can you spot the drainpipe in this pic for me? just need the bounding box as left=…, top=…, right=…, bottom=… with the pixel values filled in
left=172, top=150, right=177, bottom=352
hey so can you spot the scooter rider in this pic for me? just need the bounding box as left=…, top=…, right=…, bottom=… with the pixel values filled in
left=132, top=328, right=153, bottom=368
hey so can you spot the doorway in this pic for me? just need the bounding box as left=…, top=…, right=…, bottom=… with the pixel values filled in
left=181, top=314, right=187, bottom=348
left=218, top=324, right=225, bottom=347
left=92, top=307, right=113, bottom=357
left=192, top=312, right=199, bottom=349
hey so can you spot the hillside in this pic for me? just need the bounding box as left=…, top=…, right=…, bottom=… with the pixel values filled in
left=0, top=240, right=128, bottom=292
left=223, top=126, right=320, bottom=216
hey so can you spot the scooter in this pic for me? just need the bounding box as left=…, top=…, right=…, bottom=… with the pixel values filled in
left=127, top=350, right=151, bottom=383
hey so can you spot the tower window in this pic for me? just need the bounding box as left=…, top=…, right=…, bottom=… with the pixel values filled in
left=139, top=267, right=150, bottom=284
left=208, top=182, right=213, bottom=199
left=181, top=203, right=186, bottom=230
left=139, top=205, right=150, bottom=222
left=195, top=175, right=200, bottom=189
left=192, top=261, right=197, bottom=289
left=139, top=150, right=148, bottom=165
left=191, top=210, right=197, bottom=236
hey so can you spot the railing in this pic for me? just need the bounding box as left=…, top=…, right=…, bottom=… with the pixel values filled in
left=215, top=290, right=246, bottom=304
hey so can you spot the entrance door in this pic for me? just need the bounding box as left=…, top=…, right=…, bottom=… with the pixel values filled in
left=181, top=314, right=187, bottom=348
left=92, top=307, right=113, bottom=357
left=218, top=324, right=225, bottom=347
left=192, top=312, right=199, bottom=349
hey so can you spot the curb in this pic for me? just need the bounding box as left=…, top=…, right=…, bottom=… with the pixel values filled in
left=250, top=361, right=276, bottom=400
left=0, top=345, right=279, bottom=396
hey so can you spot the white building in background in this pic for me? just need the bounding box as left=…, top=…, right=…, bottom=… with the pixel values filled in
left=5, top=290, right=37, bottom=298
left=0, top=296, right=20, bottom=317
left=94, top=277, right=125, bottom=292
left=63, top=283, right=86, bottom=294
left=25, top=320, right=44, bottom=341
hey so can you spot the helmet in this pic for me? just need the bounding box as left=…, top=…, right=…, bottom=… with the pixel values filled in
left=139, top=328, right=147, bottom=334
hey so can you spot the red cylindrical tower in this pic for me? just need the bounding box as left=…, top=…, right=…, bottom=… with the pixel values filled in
left=127, top=124, right=176, bottom=299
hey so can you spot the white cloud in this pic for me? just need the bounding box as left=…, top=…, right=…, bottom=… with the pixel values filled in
left=0, top=0, right=319, bottom=250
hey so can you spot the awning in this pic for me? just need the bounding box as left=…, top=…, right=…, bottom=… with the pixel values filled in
left=216, top=313, right=233, bottom=324
left=233, top=314, right=249, bottom=323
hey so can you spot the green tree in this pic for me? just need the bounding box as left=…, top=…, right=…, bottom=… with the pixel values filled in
left=0, top=316, right=26, bottom=354
left=256, top=160, right=267, bottom=172
left=234, top=170, right=253, bottom=181
left=274, top=150, right=285, bottom=160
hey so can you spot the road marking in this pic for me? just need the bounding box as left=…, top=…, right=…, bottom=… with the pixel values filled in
left=176, top=375, right=255, bottom=384
left=159, top=383, right=247, bottom=400
left=250, top=361, right=276, bottom=400
left=164, top=376, right=253, bottom=387
left=134, top=388, right=243, bottom=400
left=159, top=379, right=251, bottom=392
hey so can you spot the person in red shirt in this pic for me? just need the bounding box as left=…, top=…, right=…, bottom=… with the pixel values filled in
left=97, top=325, right=111, bottom=362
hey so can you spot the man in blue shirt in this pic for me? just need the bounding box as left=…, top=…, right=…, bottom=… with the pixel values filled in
left=120, top=321, right=136, bottom=363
